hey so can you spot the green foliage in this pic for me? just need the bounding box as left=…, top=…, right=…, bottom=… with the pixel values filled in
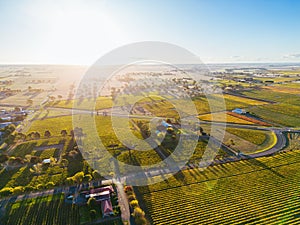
left=72, top=171, right=84, bottom=183
left=0, top=187, right=13, bottom=196
left=138, top=150, right=300, bottom=224
left=13, top=186, right=24, bottom=194
left=2, top=194, right=79, bottom=225
left=87, top=197, right=97, bottom=210
left=89, top=209, right=97, bottom=220
left=130, top=200, right=139, bottom=209
left=83, top=174, right=92, bottom=182
left=226, top=128, right=267, bottom=145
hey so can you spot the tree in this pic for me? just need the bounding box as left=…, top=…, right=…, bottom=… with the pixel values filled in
left=34, top=132, right=41, bottom=139
left=0, top=187, right=13, bottom=197
left=30, top=156, right=41, bottom=164
left=61, top=158, right=69, bottom=168
left=30, top=163, right=43, bottom=175
left=0, top=154, right=9, bottom=164
left=44, top=130, right=51, bottom=138
left=132, top=207, right=147, bottom=225
left=92, top=170, right=101, bottom=179
left=46, top=182, right=55, bottom=189
left=83, top=174, right=92, bottom=182
left=130, top=200, right=139, bottom=209
left=36, top=183, right=44, bottom=190
left=65, top=177, right=74, bottom=185
left=13, top=186, right=24, bottom=195
left=87, top=197, right=97, bottom=209
left=73, top=171, right=84, bottom=183
left=61, top=130, right=67, bottom=137
left=90, top=209, right=97, bottom=220
left=135, top=217, right=147, bottom=225
left=132, top=207, right=145, bottom=218
left=27, top=99, right=33, bottom=105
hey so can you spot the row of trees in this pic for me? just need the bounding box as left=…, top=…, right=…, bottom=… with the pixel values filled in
left=125, top=186, right=149, bottom=225
left=17, top=128, right=78, bottom=141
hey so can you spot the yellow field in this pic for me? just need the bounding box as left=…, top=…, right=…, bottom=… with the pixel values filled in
left=263, top=86, right=300, bottom=94
left=222, top=94, right=268, bottom=105
left=199, top=112, right=254, bottom=124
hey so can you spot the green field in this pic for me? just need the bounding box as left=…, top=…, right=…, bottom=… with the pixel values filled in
left=2, top=194, right=79, bottom=225
left=226, top=128, right=268, bottom=145
left=27, top=115, right=163, bottom=168
left=137, top=150, right=300, bottom=225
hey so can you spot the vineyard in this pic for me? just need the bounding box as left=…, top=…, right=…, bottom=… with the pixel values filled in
left=2, top=194, right=79, bottom=225
left=138, top=150, right=300, bottom=225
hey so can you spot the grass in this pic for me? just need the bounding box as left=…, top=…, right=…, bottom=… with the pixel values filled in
left=37, top=148, right=59, bottom=159
left=137, top=149, right=300, bottom=225
left=27, top=115, right=74, bottom=136
left=226, top=128, right=268, bottom=145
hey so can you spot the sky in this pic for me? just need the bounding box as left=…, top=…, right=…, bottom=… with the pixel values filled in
left=0, top=0, right=300, bottom=65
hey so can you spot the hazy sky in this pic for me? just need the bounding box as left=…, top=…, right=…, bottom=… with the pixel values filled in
left=0, top=0, right=300, bottom=64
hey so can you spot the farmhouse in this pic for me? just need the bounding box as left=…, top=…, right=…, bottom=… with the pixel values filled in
left=85, top=186, right=114, bottom=217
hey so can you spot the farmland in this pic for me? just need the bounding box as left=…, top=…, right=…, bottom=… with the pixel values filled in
left=2, top=194, right=79, bottom=225
left=199, top=112, right=255, bottom=124
left=137, top=150, right=300, bottom=225
left=1, top=65, right=300, bottom=225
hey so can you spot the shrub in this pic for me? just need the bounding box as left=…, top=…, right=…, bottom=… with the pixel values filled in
left=135, top=216, right=147, bottom=225
left=90, top=209, right=97, bottom=220
left=13, top=186, right=24, bottom=195
left=0, top=187, right=13, bottom=196
left=36, top=184, right=44, bottom=190
left=130, top=200, right=139, bottom=209
left=132, top=207, right=145, bottom=218
left=87, top=197, right=97, bottom=210
left=46, top=182, right=55, bottom=189
left=24, top=185, right=35, bottom=192
left=127, top=194, right=136, bottom=202
left=83, top=174, right=92, bottom=182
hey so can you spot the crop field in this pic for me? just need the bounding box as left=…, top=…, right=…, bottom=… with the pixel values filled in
left=139, top=93, right=268, bottom=118
left=240, top=88, right=300, bottom=126
left=254, top=103, right=300, bottom=119
left=53, top=96, right=113, bottom=110
left=1, top=194, right=79, bottom=225
left=137, top=150, right=300, bottom=225
left=142, top=100, right=179, bottom=118
left=250, top=105, right=300, bottom=127
left=199, top=112, right=255, bottom=124
left=53, top=94, right=163, bottom=110
left=27, top=115, right=162, bottom=168
left=221, top=128, right=276, bottom=154
left=226, top=128, right=269, bottom=145
left=223, top=94, right=268, bottom=105
left=241, top=89, right=300, bottom=105
left=27, top=116, right=74, bottom=136
left=263, top=85, right=300, bottom=94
